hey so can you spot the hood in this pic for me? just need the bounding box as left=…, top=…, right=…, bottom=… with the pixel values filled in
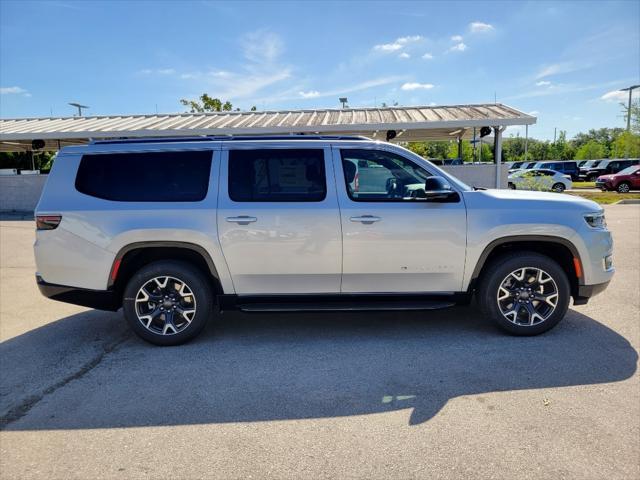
left=465, top=188, right=602, bottom=212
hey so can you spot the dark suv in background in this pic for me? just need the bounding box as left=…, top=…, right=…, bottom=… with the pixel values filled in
left=580, top=159, right=639, bottom=182
left=533, top=161, right=580, bottom=180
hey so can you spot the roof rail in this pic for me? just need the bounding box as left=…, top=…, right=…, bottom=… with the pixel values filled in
left=91, top=134, right=372, bottom=145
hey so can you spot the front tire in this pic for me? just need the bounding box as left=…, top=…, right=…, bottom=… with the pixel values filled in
left=552, top=182, right=566, bottom=193
left=617, top=182, right=631, bottom=193
left=478, top=252, right=570, bottom=336
left=123, top=260, right=213, bottom=346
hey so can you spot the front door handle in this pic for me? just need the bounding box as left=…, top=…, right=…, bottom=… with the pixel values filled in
left=226, top=216, right=257, bottom=225
left=350, top=215, right=381, bottom=225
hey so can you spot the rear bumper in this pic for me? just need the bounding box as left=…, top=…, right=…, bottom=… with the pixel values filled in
left=36, top=275, right=120, bottom=311
left=573, top=281, right=611, bottom=306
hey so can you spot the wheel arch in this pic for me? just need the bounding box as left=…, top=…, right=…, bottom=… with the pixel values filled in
left=109, top=241, right=223, bottom=298
left=469, top=235, right=583, bottom=299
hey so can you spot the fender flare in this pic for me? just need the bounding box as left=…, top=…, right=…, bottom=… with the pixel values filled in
left=469, top=235, right=583, bottom=284
left=108, top=241, right=220, bottom=288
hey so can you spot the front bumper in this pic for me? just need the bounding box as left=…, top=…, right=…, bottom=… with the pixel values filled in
left=36, top=275, right=121, bottom=311
left=573, top=281, right=611, bottom=306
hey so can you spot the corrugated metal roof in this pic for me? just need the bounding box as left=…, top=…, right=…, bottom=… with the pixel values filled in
left=0, top=103, right=535, bottom=151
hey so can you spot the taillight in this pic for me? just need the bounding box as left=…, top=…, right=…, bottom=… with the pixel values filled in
left=36, top=215, right=62, bottom=230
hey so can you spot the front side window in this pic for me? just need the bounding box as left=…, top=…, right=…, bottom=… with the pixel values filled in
left=75, top=150, right=212, bottom=202
left=340, top=149, right=432, bottom=201
left=228, top=149, right=326, bottom=202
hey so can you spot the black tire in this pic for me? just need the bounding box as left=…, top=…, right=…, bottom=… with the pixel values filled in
left=477, top=252, right=570, bottom=336
left=508, top=182, right=516, bottom=190
left=552, top=182, right=565, bottom=193
left=617, top=182, right=631, bottom=193
left=123, top=260, right=213, bottom=346
left=587, top=174, right=598, bottom=182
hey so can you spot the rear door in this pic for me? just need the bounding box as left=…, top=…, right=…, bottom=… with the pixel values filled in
left=332, top=146, right=467, bottom=293
left=217, top=145, right=342, bottom=294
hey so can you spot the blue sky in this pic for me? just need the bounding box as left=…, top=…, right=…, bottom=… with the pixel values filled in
left=1, top=0, right=638, bottom=140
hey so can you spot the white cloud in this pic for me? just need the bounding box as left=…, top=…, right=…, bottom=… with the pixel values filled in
left=535, top=61, right=591, bottom=79
left=401, top=82, right=435, bottom=91
left=138, top=68, right=176, bottom=76
left=448, top=42, right=467, bottom=52
left=469, top=22, right=494, bottom=33
left=422, top=52, right=434, bottom=60
left=0, top=86, right=28, bottom=95
left=241, top=30, right=283, bottom=63
left=399, top=52, right=410, bottom=59
left=397, top=35, right=423, bottom=44
left=528, top=110, right=540, bottom=115
left=601, top=89, right=636, bottom=102
left=373, top=35, right=422, bottom=53
left=451, top=35, right=463, bottom=42
left=535, top=80, right=551, bottom=86
left=374, top=42, right=403, bottom=52
left=299, top=90, right=320, bottom=98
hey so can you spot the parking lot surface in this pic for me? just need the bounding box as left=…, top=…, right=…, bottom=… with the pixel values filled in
left=1, top=205, right=638, bottom=480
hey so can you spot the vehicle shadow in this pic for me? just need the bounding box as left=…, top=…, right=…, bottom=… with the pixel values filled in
left=1, top=306, right=637, bottom=430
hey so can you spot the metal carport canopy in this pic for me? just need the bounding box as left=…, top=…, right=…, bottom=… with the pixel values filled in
left=0, top=103, right=536, bottom=152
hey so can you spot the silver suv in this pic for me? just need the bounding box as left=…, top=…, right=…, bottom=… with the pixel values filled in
left=34, top=136, right=614, bottom=345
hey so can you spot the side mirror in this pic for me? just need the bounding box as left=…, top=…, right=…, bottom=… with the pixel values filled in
left=424, top=176, right=459, bottom=202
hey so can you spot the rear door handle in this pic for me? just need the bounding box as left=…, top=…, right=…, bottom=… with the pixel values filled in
left=226, top=216, right=257, bottom=225
left=350, top=215, right=381, bottom=225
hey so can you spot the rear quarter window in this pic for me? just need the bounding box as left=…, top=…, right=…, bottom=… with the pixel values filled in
left=75, top=150, right=212, bottom=202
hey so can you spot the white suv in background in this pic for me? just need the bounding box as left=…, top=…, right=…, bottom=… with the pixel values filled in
left=34, top=136, right=613, bottom=345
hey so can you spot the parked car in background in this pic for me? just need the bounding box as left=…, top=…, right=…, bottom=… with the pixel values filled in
left=508, top=169, right=572, bottom=192
left=508, top=161, right=538, bottom=174
left=596, top=165, right=640, bottom=193
left=533, top=161, right=580, bottom=180
left=578, top=159, right=604, bottom=179
left=580, top=159, right=639, bottom=182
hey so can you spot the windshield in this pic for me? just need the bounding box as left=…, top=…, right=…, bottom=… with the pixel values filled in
left=583, top=160, right=601, bottom=168
left=617, top=165, right=639, bottom=176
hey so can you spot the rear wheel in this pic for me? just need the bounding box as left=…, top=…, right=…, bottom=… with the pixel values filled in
left=617, top=182, right=631, bottom=193
left=123, top=260, right=213, bottom=346
left=552, top=182, right=565, bottom=193
left=478, top=252, right=570, bottom=335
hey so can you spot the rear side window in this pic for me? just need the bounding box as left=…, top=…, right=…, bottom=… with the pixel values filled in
left=228, top=149, right=326, bottom=202
left=75, top=151, right=212, bottom=202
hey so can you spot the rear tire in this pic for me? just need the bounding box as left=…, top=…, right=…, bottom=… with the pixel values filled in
left=617, top=182, right=631, bottom=193
left=552, top=182, right=565, bottom=193
left=477, top=252, right=570, bottom=336
left=123, top=260, right=213, bottom=346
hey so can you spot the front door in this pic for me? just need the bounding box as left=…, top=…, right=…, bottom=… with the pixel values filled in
left=217, top=145, right=342, bottom=294
left=333, top=146, right=467, bottom=293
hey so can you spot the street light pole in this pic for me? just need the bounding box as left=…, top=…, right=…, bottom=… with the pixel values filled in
left=619, top=85, right=639, bottom=158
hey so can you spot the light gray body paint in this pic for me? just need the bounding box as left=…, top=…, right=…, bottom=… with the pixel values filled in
left=34, top=138, right=614, bottom=295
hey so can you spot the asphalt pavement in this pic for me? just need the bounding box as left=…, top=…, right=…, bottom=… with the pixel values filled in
left=1, top=205, right=638, bottom=479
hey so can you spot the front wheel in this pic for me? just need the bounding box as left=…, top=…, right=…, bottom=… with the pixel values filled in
left=123, top=260, right=213, bottom=346
left=617, top=182, right=631, bottom=193
left=478, top=252, right=570, bottom=335
left=552, top=182, right=566, bottom=193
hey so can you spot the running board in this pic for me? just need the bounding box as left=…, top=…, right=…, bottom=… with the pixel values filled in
left=238, top=301, right=455, bottom=312
left=217, top=294, right=458, bottom=313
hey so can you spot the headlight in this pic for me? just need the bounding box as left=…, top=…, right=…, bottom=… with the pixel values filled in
left=584, top=212, right=607, bottom=229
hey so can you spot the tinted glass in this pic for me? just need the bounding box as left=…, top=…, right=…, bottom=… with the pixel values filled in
left=228, top=149, right=326, bottom=202
left=340, top=149, right=432, bottom=201
left=75, top=150, right=212, bottom=202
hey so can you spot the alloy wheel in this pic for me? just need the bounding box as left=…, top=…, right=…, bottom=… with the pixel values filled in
left=618, top=183, right=630, bottom=193
left=135, top=276, right=197, bottom=335
left=496, top=267, right=559, bottom=326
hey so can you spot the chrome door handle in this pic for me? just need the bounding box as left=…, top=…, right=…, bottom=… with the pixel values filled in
left=226, top=216, right=257, bottom=225
left=350, top=215, right=381, bottom=224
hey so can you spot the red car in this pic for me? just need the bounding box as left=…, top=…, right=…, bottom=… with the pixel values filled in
left=596, top=165, right=640, bottom=193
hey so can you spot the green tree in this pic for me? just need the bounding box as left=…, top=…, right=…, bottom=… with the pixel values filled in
left=179, top=94, right=234, bottom=113
left=575, top=140, right=606, bottom=160
left=612, top=131, right=640, bottom=158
